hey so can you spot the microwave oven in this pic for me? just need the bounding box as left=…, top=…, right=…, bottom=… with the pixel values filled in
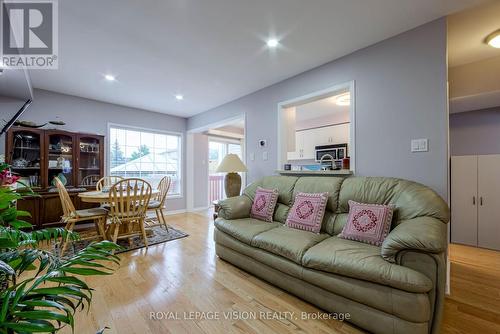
left=315, top=143, right=348, bottom=162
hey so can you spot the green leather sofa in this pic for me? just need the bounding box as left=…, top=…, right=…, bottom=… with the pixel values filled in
left=214, top=176, right=449, bottom=334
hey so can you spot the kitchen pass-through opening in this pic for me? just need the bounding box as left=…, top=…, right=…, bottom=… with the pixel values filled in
left=277, top=81, right=356, bottom=174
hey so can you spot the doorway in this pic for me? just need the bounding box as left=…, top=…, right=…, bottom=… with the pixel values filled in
left=208, top=138, right=244, bottom=202
left=186, top=115, right=246, bottom=211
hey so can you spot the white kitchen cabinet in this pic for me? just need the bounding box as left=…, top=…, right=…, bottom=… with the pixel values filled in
left=287, top=129, right=314, bottom=160
left=287, top=123, right=350, bottom=161
left=451, top=155, right=500, bottom=250
left=316, top=123, right=350, bottom=146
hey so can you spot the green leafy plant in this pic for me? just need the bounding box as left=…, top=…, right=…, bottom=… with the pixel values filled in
left=0, top=163, right=121, bottom=333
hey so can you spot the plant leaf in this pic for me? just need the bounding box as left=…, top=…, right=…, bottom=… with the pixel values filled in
left=59, top=267, right=113, bottom=276
left=13, top=310, right=70, bottom=324
left=2, top=321, right=56, bottom=332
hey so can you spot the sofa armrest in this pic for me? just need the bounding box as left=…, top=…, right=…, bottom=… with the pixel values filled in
left=381, top=217, right=448, bottom=263
left=218, top=195, right=252, bottom=220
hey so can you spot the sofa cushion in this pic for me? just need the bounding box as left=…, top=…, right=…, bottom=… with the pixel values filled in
left=244, top=176, right=298, bottom=206
left=338, top=177, right=449, bottom=225
left=214, top=218, right=279, bottom=245
left=252, top=226, right=329, bottom=264
left=339, top=200, right=394, bottom=246
left=292, top=176, right=344, bottom=212
left=286, top=192, right=329, bottom=233
left=302, top=237, right=433, bottom=293
left=250, top=187, right=279, bottom=222
left=214, top=229, right=431, bottom=323
left=273, top=203, right=290, bottom=224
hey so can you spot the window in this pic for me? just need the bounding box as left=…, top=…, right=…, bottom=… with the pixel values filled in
left=109, top=125, right=182, bottom=196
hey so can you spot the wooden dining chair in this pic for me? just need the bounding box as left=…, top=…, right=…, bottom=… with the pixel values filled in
left=146, top=176, right=171, bottom=231
left=96, top=175, right=124, bottom=191
left=107, top=178, right=152, bottom=248
left=80, top=174, right=100, bottom=187
left=54, top=177, right=108, bottom=255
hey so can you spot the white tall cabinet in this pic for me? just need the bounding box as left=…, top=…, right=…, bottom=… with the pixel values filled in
left=451, top=155, right=500, bottom=250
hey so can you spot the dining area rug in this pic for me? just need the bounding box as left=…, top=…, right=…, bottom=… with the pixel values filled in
left=53, top=223, right=189, bottom=257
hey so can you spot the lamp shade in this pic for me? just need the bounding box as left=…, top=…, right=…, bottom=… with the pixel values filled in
left=216, top=154, right=247, bottom=173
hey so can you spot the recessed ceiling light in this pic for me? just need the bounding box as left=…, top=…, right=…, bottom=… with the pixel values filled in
left=175, top=94, right=184, bottom=101
left=486, top=30, right=500, bottom=48
left=266, top=39, right=279, bottom=48
left=334, top=93, right=351, bottom=106
left=104, top=74, right=116, bottom=81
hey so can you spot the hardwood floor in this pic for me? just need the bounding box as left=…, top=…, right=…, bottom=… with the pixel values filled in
left=443, top=244, right=500, bottom=334
left=60, top=212, right=500, bottom=334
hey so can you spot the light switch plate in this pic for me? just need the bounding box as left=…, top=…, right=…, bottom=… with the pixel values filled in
left=262, top=151, right=268, bottom=161
left=411, top=138, right=428, bottom=152
left=250, top=152, right=255, bottom=161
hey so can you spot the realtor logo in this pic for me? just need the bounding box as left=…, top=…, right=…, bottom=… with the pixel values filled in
left=1, top=0, right=58, bottom=69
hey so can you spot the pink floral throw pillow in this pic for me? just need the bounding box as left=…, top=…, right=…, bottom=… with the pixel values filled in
left=339, top=200, right=394, bottom=246
left=250, top=187, right=279, bottom=222
left=286, top=192, right=329, bottom=233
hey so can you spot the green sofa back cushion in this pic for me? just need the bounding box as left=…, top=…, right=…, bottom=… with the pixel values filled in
left=242, top=175, right=449, bottom=234
left=244, top=175, right=298, bottom=206
left=338, top=177, right=449, bottom=225
left=292, top=176, right=344, bottom=212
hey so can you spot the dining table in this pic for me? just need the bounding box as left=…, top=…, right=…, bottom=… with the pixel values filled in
left=78, top=189, right=161, bottom=240
left=78, top=189, right=160, bottom=203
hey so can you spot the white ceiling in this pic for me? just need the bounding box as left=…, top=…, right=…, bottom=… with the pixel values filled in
left=29, top=0, right=488, bottom=117
left=448, top=0, right=500, bottom=67
left=296, top=95, right=349, bottom=122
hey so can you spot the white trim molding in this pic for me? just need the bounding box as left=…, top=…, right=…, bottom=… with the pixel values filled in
left=276, top=81, right=356, bottom=173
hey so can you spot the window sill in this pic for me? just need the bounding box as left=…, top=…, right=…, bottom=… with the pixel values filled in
left=167, top=195, right=183, bottom=199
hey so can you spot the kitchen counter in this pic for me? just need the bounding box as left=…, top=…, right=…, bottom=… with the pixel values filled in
left=276, top=170, right=353, bottom=177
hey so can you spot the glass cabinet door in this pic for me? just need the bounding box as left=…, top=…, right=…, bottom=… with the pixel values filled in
left=78, top=136, right=101, bottom=187
left=9, top=129, right=43, bottom=188
left=47, top=133, right=74, bottom=187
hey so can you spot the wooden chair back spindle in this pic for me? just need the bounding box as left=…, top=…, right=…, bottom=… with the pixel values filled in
left=96, top=176, right=124, bottom=191
left=54, top=176, right=77, bottom=219
left=156, top=176, right=172, bottom=206
left=81, top=174, right=101, bottom=187
left=108, top=178, right=152, bottom=222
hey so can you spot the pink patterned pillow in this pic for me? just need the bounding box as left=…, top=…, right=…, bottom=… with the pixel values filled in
left=339, top=200, right=394, bottom=246
left=286, top=192, right=328, bottom=233
left=250, top=187, right=279, bottom=222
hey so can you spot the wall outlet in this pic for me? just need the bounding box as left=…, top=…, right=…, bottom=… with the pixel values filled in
left=411, top=138, right=428, bottom=152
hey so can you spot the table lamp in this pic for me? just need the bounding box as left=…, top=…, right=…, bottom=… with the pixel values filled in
left=216, top=154, right=247, bottom=197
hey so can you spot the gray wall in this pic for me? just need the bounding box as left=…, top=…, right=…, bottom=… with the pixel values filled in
left=188, top=19, right=449, bottom=199
left=0, top=89, right=187, bottom=211
left=450, top=108, right=500, bottom=156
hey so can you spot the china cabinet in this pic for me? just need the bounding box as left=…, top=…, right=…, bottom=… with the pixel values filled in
left=5, top=127, right=105, bottom=228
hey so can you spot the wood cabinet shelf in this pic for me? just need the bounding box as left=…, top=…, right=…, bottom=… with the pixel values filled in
left=6, top=127, right=105, bottom=229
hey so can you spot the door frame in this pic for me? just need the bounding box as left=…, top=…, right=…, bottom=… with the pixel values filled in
left=276, top=80, right=356, bottom=172
left=186, top=114, right=246, bottom=211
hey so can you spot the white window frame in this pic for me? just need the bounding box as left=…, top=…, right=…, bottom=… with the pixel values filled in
left=107, top=123, right=184, bottom=199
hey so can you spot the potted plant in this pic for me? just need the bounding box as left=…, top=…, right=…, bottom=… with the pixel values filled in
left=0, top=163, right=121, bottom=333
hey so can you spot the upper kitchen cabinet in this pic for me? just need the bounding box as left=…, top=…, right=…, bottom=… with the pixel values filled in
left=285, top=92, right=351, bottom=162
left=287, top=123, right=350, bottom=161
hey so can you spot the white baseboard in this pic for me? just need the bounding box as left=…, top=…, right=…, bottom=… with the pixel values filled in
left=189, top=206, right=210, bottom=212
left=163, top=209, right=187, bottom=216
